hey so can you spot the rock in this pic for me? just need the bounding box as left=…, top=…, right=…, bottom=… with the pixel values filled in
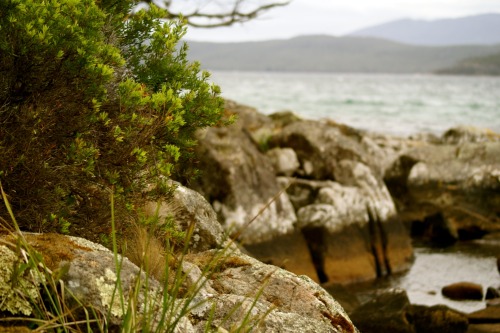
left=268, top=110, right=302, bottom=128
left=295, top=163, right=413, bottom=284
left=441, top=126, right=500, bottom=145
left=349, top=289, right=414, bottom=333
left=411, top=304, right=468, bottom=333
left=192, top=119, right=296, bottom=245
left=487, top=298, right=500, bottom=307
left=468, top=304, right=500, bottom=324
left=323, top=283, right=361, bottom=314
left=497, top=256, right=500, bottom=274
left=486, top=287, right=500, bottom=300
left=243, top=229, right=320, bottom=283
left=144, top=182, right=226, bottom=252
left=266, top=147, right=300, bottom=176
left=385, top=141, right=500, bottom=241
left=187, top=250, right=358, bottom=333
left=268, top=120, right=378, bottom=180
left=0, top=232, right=358, bottom=332
left=467, top=323, right=500, bottom=333
left=411, top=212, right=459, bottom=246
left=442, top=282, right=484, bottom=301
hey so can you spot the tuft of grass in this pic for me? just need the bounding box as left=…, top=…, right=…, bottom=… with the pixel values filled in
left=0, top=182, right=273, bottom=332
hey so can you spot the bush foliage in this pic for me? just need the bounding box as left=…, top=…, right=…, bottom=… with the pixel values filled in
left=0, top=0, right=224, bottom=240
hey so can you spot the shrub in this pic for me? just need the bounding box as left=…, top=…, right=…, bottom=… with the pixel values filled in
left=0, top=0, right=224, bottom=240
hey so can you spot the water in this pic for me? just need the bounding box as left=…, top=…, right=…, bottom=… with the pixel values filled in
left=209, top=71, right=500, bottom=313
left=210, top=71, right=500, bottom=136
left=346, top=239, right=500, bottom=313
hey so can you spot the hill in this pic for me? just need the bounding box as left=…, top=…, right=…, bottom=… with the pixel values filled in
left=436, top=52, right=500, bottom=75
left=186, top=35, right=500, bottom=73
left=349, top=13, right=500, bottom=46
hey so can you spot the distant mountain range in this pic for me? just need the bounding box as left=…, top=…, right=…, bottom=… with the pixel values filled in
left=186, top=35, right=500, bottom=74
left=349, top=13, right=500, bottom=46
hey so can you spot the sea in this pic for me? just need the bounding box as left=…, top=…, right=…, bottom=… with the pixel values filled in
left=210, top=71, right=500, bottom=313
left=210, top=71, right=500, bottom=137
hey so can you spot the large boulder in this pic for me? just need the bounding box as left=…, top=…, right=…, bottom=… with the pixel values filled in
left=0, top=232, right=358, bottom=332
left=268, top=120, right=378, bottom=179
left=295, top=161, right=413, bottom=284
left=191, top=101, right=413, bottom=285
left=385, top=139, right=500, bottom=242
left=191, top=102, right=296, bottom=245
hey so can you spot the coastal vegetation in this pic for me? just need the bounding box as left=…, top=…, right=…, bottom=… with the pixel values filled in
left=0, top=0, right=225, bottom=240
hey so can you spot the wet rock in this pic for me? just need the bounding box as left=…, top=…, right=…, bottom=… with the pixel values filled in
left=468, top=304, right=500, bottom=324
left=467, top=323, right=500, bottom=333
left=411, top=304, right=468, bottom=333
left=349, top=289, right=414, bottom=333
left=486, top=287, right=500, bottom=300
left=442, top=282, right=484, bottom=301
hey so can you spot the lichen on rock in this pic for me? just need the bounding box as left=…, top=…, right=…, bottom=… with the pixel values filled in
left=0, top=245, right=45, bottom=316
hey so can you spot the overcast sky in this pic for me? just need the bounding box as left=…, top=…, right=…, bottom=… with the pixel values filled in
left=183, top=0, right=500, bottom=42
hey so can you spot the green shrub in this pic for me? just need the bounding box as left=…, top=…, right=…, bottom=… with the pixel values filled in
left=0, top=0, right=224, bottom=240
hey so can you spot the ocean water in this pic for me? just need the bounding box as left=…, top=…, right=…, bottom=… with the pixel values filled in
left=210, top=71, right=500, bottom=136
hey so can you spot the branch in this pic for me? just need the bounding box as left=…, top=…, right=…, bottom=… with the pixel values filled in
left=140, top=0, right=290, bottom=28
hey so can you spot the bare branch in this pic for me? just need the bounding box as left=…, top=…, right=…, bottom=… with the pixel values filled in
left=139, top=0, right=290, bottom=28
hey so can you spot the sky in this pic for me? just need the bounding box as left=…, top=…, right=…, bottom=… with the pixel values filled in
left=183, top=0, right=500, bottom=42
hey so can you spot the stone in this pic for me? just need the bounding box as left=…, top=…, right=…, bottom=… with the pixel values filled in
left=349, top=289, right=414, bottom=333
left=440, top=126, right=500, bottom=145
left=0, top=243, right=45, bottom=316
left=266, top=147, right=300, bottom=176
left=192, top=122, right=296, bottom=244
left=0, top=232, right=358, bottom=332
left=295, top=164, right=413, bottom=284
left=243, top=229, right=320, bottom=283
left=411, top=304, right=468, bottom=333
left=442, top=282, right=484, bottom=301
left=144, top=182, right=226, bottom=252
left=468, top=304, right=500, bottom=324
left=268, top=120, right=377, bottom=180
left=188, top=250, right=359, bottom=333
left=385, top=141, right=500, bottom=241
left=486, top=287, right=500, bottom=300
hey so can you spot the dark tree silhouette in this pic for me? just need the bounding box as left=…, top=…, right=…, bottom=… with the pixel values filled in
left=139, top=0, right=290, bottom=27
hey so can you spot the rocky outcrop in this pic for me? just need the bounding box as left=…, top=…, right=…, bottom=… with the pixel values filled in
left=0, top=232, right=357, bottom=332
left=350, top=289, right=468, bottom=333
left=385, top=131, right=500, bottom=243
left=192, top=108, right=296, bottom=245
left=191, top=101, right=413, bottom=285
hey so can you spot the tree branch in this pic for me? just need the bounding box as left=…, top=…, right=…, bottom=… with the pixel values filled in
left=140, top=0, right=290, bottom=28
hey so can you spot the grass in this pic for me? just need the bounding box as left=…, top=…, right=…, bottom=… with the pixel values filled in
left=0, top=182, right=272, bottom=332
